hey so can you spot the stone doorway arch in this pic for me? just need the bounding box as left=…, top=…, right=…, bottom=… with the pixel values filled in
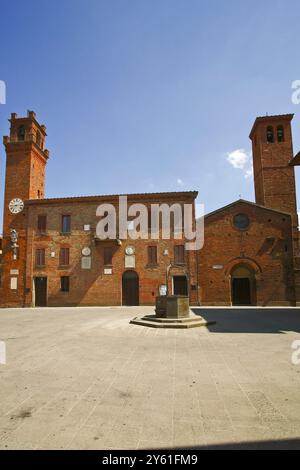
left=231, top=264, right=256, bottom=306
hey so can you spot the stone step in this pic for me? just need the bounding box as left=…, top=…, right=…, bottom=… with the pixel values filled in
left=130, top=316, right=214, bottom=329
left=137, top=314, right=205, bottom=324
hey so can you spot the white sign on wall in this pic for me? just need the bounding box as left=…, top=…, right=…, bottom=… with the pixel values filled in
left=212, top=265, right=224, bottom=270
left=81, top=257, right=91, bottom=269
left=10, top=277, right=18, bottom=290
left=125, top=255, right=135, bottom=268
left=10, top=269, right=19, bottom=275
left=159, top=284, right=167, bottom=296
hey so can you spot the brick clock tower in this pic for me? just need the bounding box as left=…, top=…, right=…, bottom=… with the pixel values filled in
left=1, top=111, right=49, bottom=307
left=249, top=114, right=299, bottom=253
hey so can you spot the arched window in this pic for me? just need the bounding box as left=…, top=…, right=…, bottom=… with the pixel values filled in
left=18, top=125, right=25, bottom=141
left=266, top=126, right=274, bottom=143
left=277, top=125, right=284, bottom=142
left=36, top=130, right=41, bottom=147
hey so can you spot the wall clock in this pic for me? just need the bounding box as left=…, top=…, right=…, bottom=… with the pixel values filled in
left=9, top=198, right=24, bottom=214
left=82, top=247, right=91, bottom=257
left=125, top=246, right=135, bottom=256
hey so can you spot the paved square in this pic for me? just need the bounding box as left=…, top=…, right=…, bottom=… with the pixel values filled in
left=0, top=306, right=300, bottom=449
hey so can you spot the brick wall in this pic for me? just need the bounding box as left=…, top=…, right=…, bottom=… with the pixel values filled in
left=199, top=201, right=295, bottom=306
left=21, top=194, right=199, bottom=307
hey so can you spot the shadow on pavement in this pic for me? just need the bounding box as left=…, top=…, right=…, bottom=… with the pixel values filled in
left=191, top=307, right=300, bottom=334
left=169, top=437, right=300, bottom=450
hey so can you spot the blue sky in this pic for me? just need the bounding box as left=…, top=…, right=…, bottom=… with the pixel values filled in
left=1, top=0, right=300, bottom=232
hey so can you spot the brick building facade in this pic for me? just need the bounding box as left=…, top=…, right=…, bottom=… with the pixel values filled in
left=0, top=111, right=198, bottom=307
left=199, top=200, right=296, bottom=306
left=199, top=113, right=300, bottom=306
left=0, top=111, right=299, bottom=307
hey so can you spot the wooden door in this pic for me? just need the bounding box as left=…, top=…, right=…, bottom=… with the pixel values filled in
left=34, top=277, right=47, bottom=307
left=122, top=271, right=139, bottom=306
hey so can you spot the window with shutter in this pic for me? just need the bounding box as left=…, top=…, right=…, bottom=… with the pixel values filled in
left=60, top=276, right=70, bottom=292
left=174, top=245, right=185, bottom=264
left=60, top=248, right=70, bottom=266
left=148, top=246, right=157, bottom=265
left=37, top=215, right=47, bottom=234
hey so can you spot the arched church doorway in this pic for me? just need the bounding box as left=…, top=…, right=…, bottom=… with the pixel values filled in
left=122, top=270, right=139, bottom=306
left=231, top=265, right=256, bottom=306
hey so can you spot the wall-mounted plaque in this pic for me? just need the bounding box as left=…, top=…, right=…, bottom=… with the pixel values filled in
left=10, top=269, right=19, bottom=275
left=125, top=254, right=135, bottom=268
left=212, top=264, right=223, bottom=270
left=10, top=277, right=18, bottom=290
left=104, top=268, right=112, bottom=275
left=81, top=256, right=91, bottom=269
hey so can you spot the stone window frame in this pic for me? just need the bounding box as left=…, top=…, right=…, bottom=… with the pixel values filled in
left=232, top=213, right=251, bottom=232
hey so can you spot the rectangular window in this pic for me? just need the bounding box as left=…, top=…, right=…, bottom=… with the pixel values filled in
left=174, top=245, right=185, bottom=264
left=148, top=246, right=157, bottom=265
left=103, top=247, right=113, bottom=266
left=37, top=215, right=47, bottom=234
left=61, top=215, right=71, bottom=234
left=59, top=247, right=70, bottom=266
left=60, top=276, right=70, bottom=292
left=35, top=248, right=45, bottom=267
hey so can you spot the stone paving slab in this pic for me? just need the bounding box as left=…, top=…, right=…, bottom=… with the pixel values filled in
left=0, top=306, right=299, bottom=449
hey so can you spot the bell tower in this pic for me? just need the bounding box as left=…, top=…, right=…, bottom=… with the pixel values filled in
left=249, top=114, right=298, bottom=252
left=1, top=111, right=49, bottom=306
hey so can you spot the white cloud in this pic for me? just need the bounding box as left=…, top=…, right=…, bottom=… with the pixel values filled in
left=226, top=149, right=249, bottom=169
left=244, top=165, right=253, bottom=179
left=226, top=149, right=253, bottom=180
left=177, top=178, right=184, bottom=186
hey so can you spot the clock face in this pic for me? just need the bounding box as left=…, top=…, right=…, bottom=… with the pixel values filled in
left=9, top=198, right=24, bottom=214
left=82, top=247, right=91, bottom=257
left=125, top=246, right=135, bottom=256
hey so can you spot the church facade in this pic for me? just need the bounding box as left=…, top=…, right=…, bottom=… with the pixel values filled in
left=0, top=111, right=300, bottom=307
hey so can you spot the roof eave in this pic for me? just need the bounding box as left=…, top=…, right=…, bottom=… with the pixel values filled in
left=202, top=199, right=293, bottom=221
